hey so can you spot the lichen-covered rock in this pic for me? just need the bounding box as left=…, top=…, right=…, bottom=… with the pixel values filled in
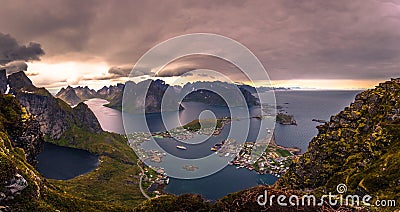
left=278, top=78, right=400, bottom=206
left=0, top=173, right=28, bottom=202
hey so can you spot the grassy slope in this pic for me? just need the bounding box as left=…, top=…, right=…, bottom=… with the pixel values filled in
left=0, top=94, right=128, bottom=211
left=45, top=126, right=146, bottom=209
left=182, top=119, right=224, bottom=131
left=278, top=80, right=400, bottom=211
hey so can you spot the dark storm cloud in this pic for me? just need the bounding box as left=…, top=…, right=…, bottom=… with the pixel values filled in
left=156, top=55, right=245, bottom=80
left=84, top=65, right=154, bottom=81
left=0, top=33, right=45, bottom=64
left=1, top=0, right=400, bottom=80
left=108, top=66, right=134, bottom=77
left=1, top=61, right=28, bottom=74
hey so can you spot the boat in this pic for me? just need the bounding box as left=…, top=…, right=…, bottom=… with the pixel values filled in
left=176, top=145, right=187, bottom=150
left=211, top=143, right=222, bottom=151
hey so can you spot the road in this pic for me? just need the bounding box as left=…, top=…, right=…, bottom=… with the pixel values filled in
left=137, top=161, right=150, bottom=199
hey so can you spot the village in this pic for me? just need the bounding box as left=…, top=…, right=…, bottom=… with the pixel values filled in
left=230, top=136, right=300, bottom=177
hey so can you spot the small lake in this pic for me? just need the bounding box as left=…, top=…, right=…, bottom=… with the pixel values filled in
left=36, top=142, right=99, bottom=180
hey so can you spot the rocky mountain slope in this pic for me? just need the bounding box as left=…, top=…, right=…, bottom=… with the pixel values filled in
left=1, top=72, right=147, bottom=211
left=0, top=69, right=7, bottom=94
left=54, top=85, right=82, bottom=105
left=278, top=78, right=400, bottom=206
left=7, top=71, right=101, bottom=140
left=0, top=93, right=91, bottom=209
left=0, top=92, right=142, bottom=211
left=181, top=81, right=259, bottom=107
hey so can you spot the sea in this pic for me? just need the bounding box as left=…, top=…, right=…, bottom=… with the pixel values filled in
left=37, top=90, right=360, bottom=200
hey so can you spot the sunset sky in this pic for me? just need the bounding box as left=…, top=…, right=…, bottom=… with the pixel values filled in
left=1, top=0, right=400, bottom=90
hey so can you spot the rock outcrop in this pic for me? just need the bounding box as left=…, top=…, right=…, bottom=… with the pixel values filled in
left=1, top=174, right=28, bottom=202
left=0, top=69, right=6, bottom=94
left=278, top=78, right=400, bottom=205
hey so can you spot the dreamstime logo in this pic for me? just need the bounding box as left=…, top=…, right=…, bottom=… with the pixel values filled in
left=122, top=33, right=276, bottom=179
left=336, top=183, right=347, bottom=194
left=257, top=183, right=396, bottom=208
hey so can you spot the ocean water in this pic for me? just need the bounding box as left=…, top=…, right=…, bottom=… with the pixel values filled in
left=273, top=90, right=361, bottom=152
left=82, top=90, right=360, bottom=200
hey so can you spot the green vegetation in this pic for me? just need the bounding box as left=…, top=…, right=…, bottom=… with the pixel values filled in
left=276, top=149, right=292, bottom=157
left=182, top=118, right=225, bottom=131
left=135, top=185, right=350, bottom=211
left=0, top=93, right=146, bottom=210
left=0, top=94, right=125, bottom=211
left=3, top=77, right=400, bottom=211
left=45, top=126, right=147, bottom=209
left=276, top=113, right=296, bottom=125
left=278, top=79, right=400, bottom=211
left=134, top=194, right=211, bottom=211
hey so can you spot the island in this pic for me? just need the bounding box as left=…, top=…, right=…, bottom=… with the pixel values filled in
left=312, top=118, right=327, bottom=123
left=276, top=113, right=297, bottom=125
left=152, top=117, right=231, bottom=139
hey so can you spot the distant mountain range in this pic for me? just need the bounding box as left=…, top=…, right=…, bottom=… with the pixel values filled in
left=56, top=80, right=261, bottom=113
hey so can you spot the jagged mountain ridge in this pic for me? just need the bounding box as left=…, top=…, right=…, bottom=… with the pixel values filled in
left=56, top=80, right=260, bottom=113
left=56, top=83, right=124, bottom=106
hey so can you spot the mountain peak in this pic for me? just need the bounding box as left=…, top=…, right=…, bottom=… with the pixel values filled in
left=7, top=71, right=36, bottom=92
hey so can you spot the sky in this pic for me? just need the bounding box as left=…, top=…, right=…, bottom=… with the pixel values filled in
left=1, top=0, right=400, bottom=90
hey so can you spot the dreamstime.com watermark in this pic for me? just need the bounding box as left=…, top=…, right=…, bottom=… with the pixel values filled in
left=257, top=184, right=397, bottom=208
